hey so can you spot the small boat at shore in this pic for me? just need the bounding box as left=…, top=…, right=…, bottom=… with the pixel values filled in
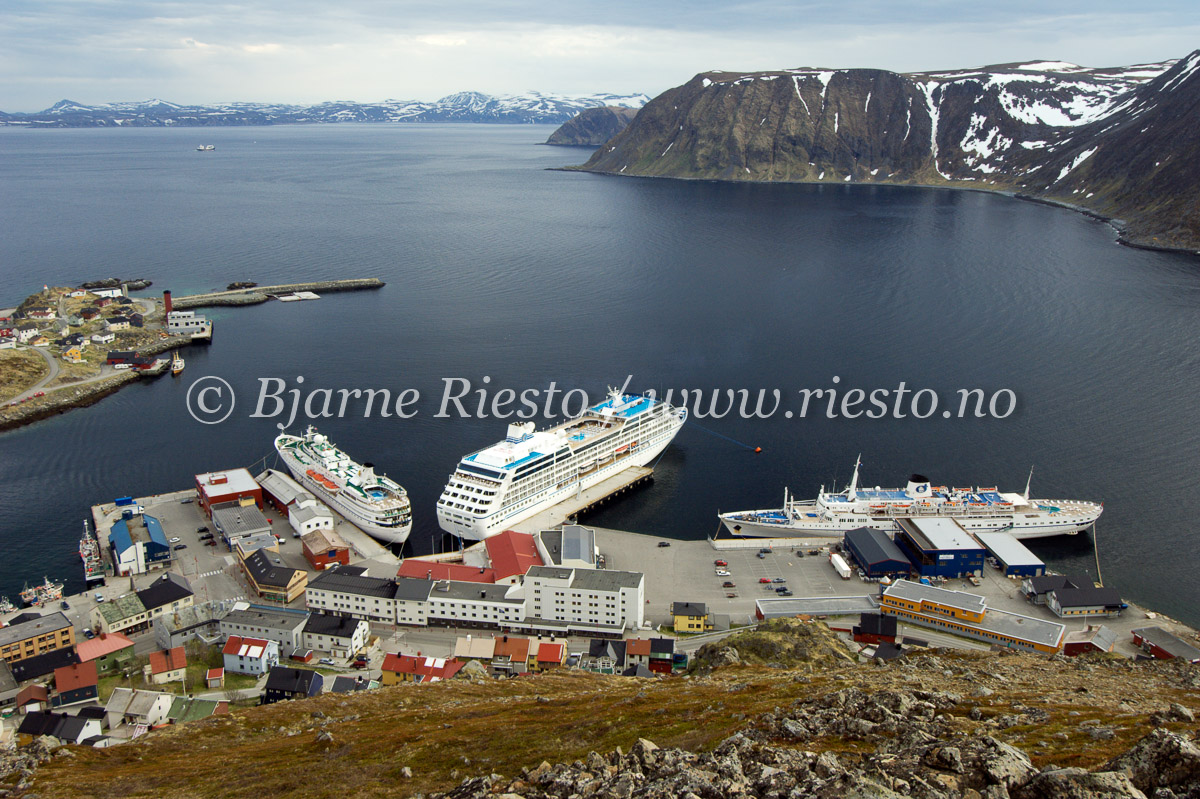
left=0, top=597, right=15, bottom=615
left=171, top=351, right=185, bottom=375
left=19, top=576, right=64, bottom=607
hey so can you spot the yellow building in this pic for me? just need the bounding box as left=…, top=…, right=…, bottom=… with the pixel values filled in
left=880, top=580, right=1064, bottom=654
left=0, top=613, right=76, bottom=663
left=672, top=602, right=713, bottom=633
left=62, top=347, right=83, bottom=363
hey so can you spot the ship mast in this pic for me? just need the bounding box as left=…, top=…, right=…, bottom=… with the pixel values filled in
left=847, top=454, right=862, bottom=500
left=1023, top=465, right=1034, bottom=501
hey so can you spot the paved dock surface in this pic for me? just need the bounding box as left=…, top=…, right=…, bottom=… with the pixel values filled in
left=591, top=525, right=1187, bottom=657
left=511, top=466, right=653, bottom=533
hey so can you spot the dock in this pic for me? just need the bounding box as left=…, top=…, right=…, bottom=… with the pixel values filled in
left=173, top=278, right=384, bottom=310
left=509, top=466, right=654, bottom=533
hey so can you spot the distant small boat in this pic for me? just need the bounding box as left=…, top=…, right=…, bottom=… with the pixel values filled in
left=171, top=351, right=185, bottom=375
left=0, top=596, right=15, bottom=615
left=196, top=144, right=215, bottom=151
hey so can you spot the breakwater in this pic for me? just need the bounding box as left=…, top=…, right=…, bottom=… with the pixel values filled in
left=173, top=278, right=385, bottom=309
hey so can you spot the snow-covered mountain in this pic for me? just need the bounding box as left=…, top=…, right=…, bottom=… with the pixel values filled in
left=0, top=91, right=649, bottom=127
left=578, top=53, right=1200, bottom=250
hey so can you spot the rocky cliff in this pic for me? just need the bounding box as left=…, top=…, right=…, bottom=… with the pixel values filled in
left=546, top=106, right=640, bottom=146
left=577, top=53, right=1200, bottom=251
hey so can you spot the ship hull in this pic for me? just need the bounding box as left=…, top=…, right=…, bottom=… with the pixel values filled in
left=719, top=510, right=1098, bottom=540
left=276, top=446, right=412, bottom=545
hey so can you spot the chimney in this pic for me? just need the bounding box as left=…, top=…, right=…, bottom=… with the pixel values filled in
left=163, top=290, right=172, bottom=314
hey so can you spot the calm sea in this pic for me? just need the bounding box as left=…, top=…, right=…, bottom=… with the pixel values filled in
left=2, top=124, right=1199, bottom=626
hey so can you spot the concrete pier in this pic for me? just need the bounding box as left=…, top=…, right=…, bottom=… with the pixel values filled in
left=510, top=466, right=654, bottom=533
left=174, top=278, right=385, bottom=309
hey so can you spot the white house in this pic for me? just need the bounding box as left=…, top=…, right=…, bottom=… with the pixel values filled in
left=219, top=606, right=309, bottom=653
left=301, top=613, right=369, bottom=658
left=289, top=503, right=334, bottom=536
left=222, top=635, right=280, bottom=676
left=104, top=687, right=172, bottom=732
left=167, top=310, right=212, bottom=337
left=91, top=332, right=115, bottom=345
left=105, top=317, right=131, bottom=332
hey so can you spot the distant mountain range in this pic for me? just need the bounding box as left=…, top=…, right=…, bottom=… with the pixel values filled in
left=575, top=52, right=1200, bottom=251
left=0, top=91, right=649, bottom=128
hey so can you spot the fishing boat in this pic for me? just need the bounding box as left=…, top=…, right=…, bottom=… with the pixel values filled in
left=171, top=351, right=185, bottom=375
left=19, top=577, right=65, bottom=607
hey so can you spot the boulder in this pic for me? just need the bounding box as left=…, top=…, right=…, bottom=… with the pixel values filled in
left=1104, top=729, right=1200, bottom=793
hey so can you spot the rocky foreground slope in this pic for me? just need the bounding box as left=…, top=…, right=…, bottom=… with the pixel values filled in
left=6, top=620, right=1200, bottom=798
left=577, top=52, right=1200, bottom=251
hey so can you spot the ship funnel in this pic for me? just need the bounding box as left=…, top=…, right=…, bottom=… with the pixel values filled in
left=505, top=421, right=534, bottom=444
left=906, top=474, right=931, bottom=498
left=360, top=463, right=376, bottom=483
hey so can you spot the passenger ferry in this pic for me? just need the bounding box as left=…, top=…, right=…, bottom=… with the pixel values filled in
left=274, top=427, right=412, bottom=544
left=720, top=457, right=1102, bottom=540
left=438, top=387, right=687, bottom=540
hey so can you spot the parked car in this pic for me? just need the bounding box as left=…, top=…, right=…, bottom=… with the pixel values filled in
left=657, top=541, right=671, bottom=547
left=778, top=589, right=794, bottom=596
left=180, top=497, right=193, bottom=504
left=713, top=559, right=728, bottom=567
left=199, top=533, right=214, bottom=540
left=722, top=581, right=736, bottom=588
left=204, top=541, right=217, bottom=547
left=83, top=629, right=95, bottom=639
left=759, top=578, right=772, bottom=584
left=352, top=660, right=369, bottom=670
left=759, top=548, right=772, bottom=554
left=715, top=569, right=731, bottom=576
left=169, top=537, right=181, bottom=544
left=772, top=577, right=786, bottom=584
left=795, top=550, right=805, bottom=557
left=197, top=526, right=209, bottom=533
left=319, top=658, right=336, bottom=666
left=726, top=592, right=738, bottom=598
left=173, top=544, right=187, bottom=551
left=757, top=552, right=766, bottom=559
left=60, top=601, right=70, bottom=610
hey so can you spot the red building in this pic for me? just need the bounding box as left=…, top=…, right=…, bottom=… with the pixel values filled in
left=1131, top=627, right=1200, bottom=662
left=301, top=529, right=352, bottom=570
left=195, top=469, right=263, bottom=518
left=852, top=613, right=899, bottom=645
left=396, top=560, right=496, bottom=583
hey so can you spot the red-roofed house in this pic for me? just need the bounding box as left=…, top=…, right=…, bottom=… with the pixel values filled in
left=15, top=684, right=48, bottom=715
left=380, top=654, right=463, bottom=685
left=485, top=530, right=543, bottom=584
left=491, top=635, right=531, bottom=675
left=206, top=668, right=225, bottom=689
left=625, top=638, right=653, bottom=670
left=76, top=632, right=136, bottom=674
left=534, top=641, right=566, bottom=672
left=396, top=560, right=496, bottom=583
left=147, top=647, right=187, bottom=685
left=51, top=661, right=98, bottom=707
left=222, top=635, right=279, bottom=676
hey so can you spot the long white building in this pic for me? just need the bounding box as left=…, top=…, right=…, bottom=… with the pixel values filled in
left=303, top=562, right=645, bottom=634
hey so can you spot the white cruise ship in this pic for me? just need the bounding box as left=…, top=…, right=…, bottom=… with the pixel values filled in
left=275, top=427, right=412, bottom=543
left=438, top=388, right=688, bottom=540
left=720, top=457, right=1102, bottom=540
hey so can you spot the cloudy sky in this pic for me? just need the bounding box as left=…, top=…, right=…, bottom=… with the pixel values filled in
left=3, top=1, right=1198, bottom=111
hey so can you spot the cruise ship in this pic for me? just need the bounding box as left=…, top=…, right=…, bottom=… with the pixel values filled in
left=720, top=458, right=1102, bottom=540
left=274, top=427, right=412, bottom=544
left=438, top=388, right=688, bottom=540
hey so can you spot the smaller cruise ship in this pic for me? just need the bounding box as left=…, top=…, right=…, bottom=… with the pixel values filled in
left=275, top=427, right=412, bottom=544
left=720, top=457, right=1103, bottom=540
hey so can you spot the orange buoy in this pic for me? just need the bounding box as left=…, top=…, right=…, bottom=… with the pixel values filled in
left=754, top=447, right=762, bottom=453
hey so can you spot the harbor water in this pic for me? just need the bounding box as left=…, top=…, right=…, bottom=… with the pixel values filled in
left=1, top=124, right=1200, bottom=626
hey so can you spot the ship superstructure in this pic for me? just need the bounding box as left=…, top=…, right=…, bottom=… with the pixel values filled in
left=438, top=388, right=687, bottom=540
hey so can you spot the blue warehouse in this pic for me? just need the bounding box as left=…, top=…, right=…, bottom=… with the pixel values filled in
left=895, top=517, right=985, bottom=578
left=842, top=527, right=913, bottom=578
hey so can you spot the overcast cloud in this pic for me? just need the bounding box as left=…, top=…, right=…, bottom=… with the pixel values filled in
left=2, top=1, right=1198, bottom=111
